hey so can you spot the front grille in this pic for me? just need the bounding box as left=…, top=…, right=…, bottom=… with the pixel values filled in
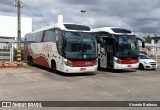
left=150, top=64, right=156, bottom=65
left=150, top=62, right=157, bottom=65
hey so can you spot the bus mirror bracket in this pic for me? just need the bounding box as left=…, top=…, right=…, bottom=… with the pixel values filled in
left=137, top=37, right=145, bottom=48
left=142, top=41, right=145, bottom=48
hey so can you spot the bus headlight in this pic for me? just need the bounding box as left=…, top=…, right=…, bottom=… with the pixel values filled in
left=92, top=61, right=98, bottom=66
left=64, top=61, right=73, bottom=67
left=115, top=59, right=122, bottom=64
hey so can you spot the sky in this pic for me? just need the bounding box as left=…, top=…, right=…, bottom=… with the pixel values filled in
left=0, top=0, right=160, bottom=38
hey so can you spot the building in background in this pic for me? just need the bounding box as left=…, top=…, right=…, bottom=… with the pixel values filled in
left=0, top=15, right=32, bottom=49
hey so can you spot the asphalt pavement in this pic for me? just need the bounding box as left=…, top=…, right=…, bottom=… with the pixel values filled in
left=0, top=65, right=160, bottom=110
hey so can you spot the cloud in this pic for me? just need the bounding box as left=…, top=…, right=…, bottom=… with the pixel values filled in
left=0, top=0, right=160, bottom=38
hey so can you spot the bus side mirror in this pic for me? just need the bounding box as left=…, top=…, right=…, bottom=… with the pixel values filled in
left=142, top=41, right=145, bottom=48
left=137, top=37, right=145, bottom=48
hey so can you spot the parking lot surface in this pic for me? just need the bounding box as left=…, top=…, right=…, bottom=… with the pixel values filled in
left=0, top=65, right=160, bottom=110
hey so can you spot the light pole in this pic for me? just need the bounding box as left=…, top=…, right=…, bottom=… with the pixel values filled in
left=81, top=10, right=86, bottom=15
left=15, top=0, right=22, bottom=66
left=80, top=10, right=86, bottom=24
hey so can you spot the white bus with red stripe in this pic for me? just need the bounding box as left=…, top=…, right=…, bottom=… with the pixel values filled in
left=93, top=27, right=145, bottom=70
left=24, top=23, right=98, bottom=73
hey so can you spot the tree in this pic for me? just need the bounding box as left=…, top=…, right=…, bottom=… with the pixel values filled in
left=144, top=34, right=159, bottom=44
left=153, top=34, right=159, bottom=44
left=144, top=34, right=151, bottom=44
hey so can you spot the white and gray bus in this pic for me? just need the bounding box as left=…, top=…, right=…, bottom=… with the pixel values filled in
left=24, top=23, right=98, bottom=73
left=93, top=27, right=145, bottom=70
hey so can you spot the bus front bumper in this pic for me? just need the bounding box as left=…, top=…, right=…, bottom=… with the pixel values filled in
left=62, top=65, right=98, bottom=73
left=114, top=63, right=139, bottom=69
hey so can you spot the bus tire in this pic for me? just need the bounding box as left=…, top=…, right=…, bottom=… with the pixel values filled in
left=29, top=57, right=34, bottom=66
left=51, top=60, right=57, bottom=73
left=27, top=56, right=30, bottom=65
left=98, top=59, right=102, bottom=71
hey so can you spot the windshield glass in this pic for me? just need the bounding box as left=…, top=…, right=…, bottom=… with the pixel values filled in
left=64, top=31, right=97, bottom=60
left=140, top=55, right=149, bottom=59
left=114, top=35, right=139, bottom=58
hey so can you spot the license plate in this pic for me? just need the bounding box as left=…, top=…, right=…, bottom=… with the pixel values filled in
left=128, top=65, right=131, bottom=67
left=80, top=68, right=86, bottom=71
left=152, top=66, right=156, bottom=68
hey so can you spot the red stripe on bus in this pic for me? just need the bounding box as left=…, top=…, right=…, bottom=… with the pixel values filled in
left=119, top=58, right=139, bottom=64
left=33, top=56, right=50, bottom=68
left=68, top=59, right=97, bottom=67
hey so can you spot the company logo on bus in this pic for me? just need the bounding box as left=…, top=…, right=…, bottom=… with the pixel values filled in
left=84, top=62, right=92, bottom=65
left=42, top=43, right=52, bottom=52
left=67, top=60, right=97, bottom=67
left=117, top=58, right=139, bottom=64
left=128, top=60, right=135, bottom=64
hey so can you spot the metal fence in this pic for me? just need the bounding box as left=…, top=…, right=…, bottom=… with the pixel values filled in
left=0, top=51, right=10, bottom=61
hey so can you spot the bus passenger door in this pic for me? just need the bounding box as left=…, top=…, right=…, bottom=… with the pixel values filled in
left=100, top=45, right=107, bottom=68
left=106, top=44, right=114, bottom=68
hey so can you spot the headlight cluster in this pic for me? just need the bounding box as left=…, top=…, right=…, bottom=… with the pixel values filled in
left=115, top=59, right=122, bottom=64
left=64, top=60, right=73, bottom=67
left=92, top=61, right=98, bottom=66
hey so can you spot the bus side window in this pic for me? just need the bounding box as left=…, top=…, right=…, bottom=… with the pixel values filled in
left=47, top=29, right=56, bottom=42
left=32, top=34, right=37, bottom=42
left=36, top=32, right=43, bottom=43
left=55, top=29, right=63, bottom=55
left=43, top=31, right=48, bottom=42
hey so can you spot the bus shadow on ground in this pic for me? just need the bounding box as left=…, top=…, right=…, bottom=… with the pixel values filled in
left=136, top=68, right=158, bottom=71
left=31, top=64, right=96, bottom=77
left=56, top=71, right=96, bottom=77
left=98, top=68, right=137, bottom=73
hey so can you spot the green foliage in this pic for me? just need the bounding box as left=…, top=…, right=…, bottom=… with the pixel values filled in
left=144, top=34, right=159, bottom=44
left=153, top=34, right=159, bottom=44
left=144, top=34, right=151, bottom=44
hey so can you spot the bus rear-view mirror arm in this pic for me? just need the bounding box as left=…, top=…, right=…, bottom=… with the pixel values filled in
left=137, top=37, right=145, bottom=48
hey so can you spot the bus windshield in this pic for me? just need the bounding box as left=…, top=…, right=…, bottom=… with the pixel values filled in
left=113, top=35, right=139, bottom=58
left=64, top=31, right=97, bottom=60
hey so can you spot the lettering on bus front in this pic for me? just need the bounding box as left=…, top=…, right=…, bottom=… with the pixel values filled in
left=42, top=43, right=52, bottom=52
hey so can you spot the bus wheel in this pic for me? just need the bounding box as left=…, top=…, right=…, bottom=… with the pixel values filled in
left=98, top=59, right=102, bottom=71
left=52, top=61, right=57, bottom=73
left=30, top=57, right=34, bottom=66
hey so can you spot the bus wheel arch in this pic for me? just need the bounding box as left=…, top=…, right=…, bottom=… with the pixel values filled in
left=27, top=55, right=30, bottom=64
left=51, top=60, right=57, bottom=73
left=98, top=59, right=102, bottom=71
left=29, top=56, right=34, bottom=66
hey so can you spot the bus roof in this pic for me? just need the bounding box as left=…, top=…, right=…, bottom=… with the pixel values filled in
left=93, top=27, right=134, bottom=35
left=30, top=23, right=92, bottom=34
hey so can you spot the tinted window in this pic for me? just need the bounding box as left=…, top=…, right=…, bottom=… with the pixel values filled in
left=47, top=29, right=56, bottom=42
left=43, top=31, right=48, bottom=42
left=43, top=29, right=56, bottom=42
left=35, top=32, right=43, bottom=42
left=26, top=34, right=33, bottom=42
left=111, top=28, right=132, bottom=34
left=64, top=24, right=90, bottom=31
left=56, top=29, right=63, bottom=55
left=32, top=33, right=37, bottom=42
